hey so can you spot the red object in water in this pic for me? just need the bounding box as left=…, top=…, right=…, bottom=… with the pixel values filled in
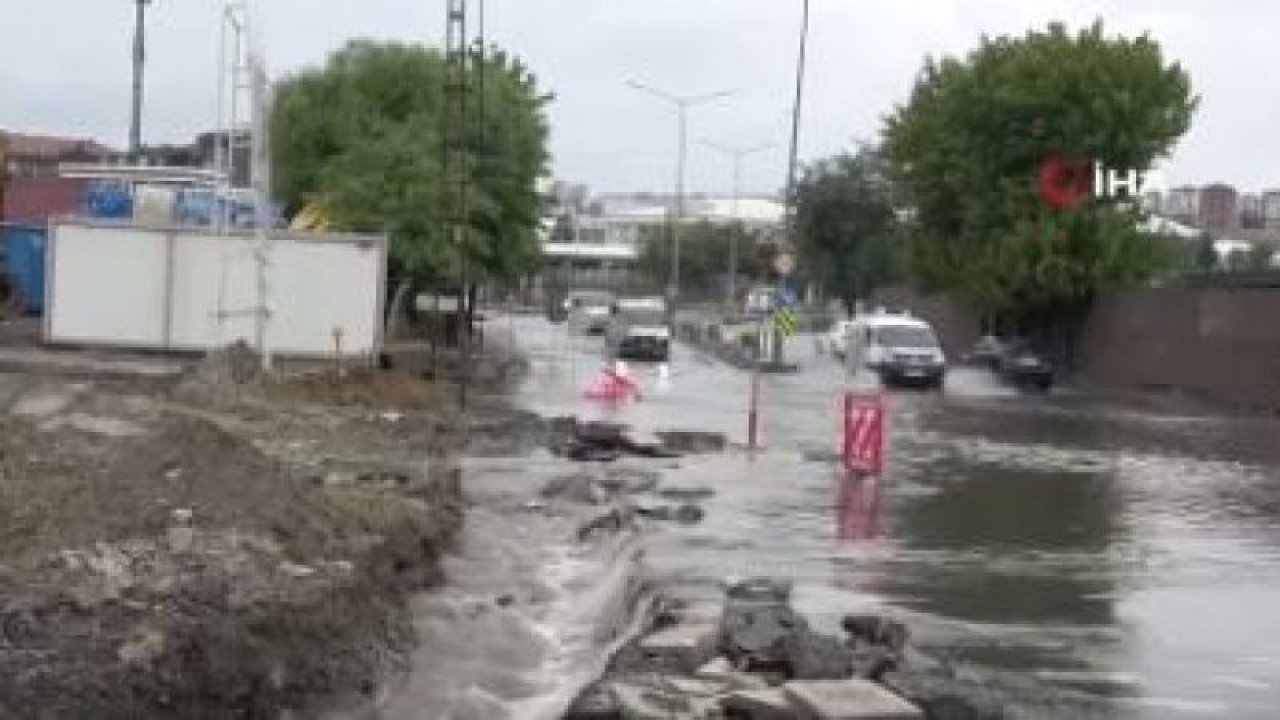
left=842, top=393, right=885, bottom=475
left=584, top=367, right=641, bottom=402
left=1036, top=153, right=1093, bottom=211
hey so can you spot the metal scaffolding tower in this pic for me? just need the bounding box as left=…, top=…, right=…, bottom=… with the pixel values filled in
left=214, top=0, right=273, bottom=370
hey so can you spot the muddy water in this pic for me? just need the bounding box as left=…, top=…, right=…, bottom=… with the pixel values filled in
left=502, top=315, right=1280, bottom=719
left=361, top=455, right=650, bottom=720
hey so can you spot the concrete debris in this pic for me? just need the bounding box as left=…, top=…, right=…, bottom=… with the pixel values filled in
left=635, top=503, right=707, bottom=525
left=568, top=583, right=928, bottom=720
left=552, top=417, right=682, bottom=461
left=613, top=682, right=699, bottom=719
left=719, top=687, right=795, bottom=719
left=543, top=472, right=609, bottom=505
left=726, top=577, right=793, bottom=603
left=842, top=616, right=910, bottom=653
left=638, top=621, right=721, bottom=674
left=696, top=657, right=769, bottom=690
left=784, top=678, right=924, bottom=719
left=577, top=507, right=638, bottom=541
left=673, top=504, right=706, bottom=525
left=599, top=466, right=661, bottom=494
left=660, top=486, right=717, bottom=502
left=656, top=430, right=728, bottom=454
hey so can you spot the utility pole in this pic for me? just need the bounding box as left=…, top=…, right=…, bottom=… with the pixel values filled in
left=444, top=0, right=471, bottom=409
left=701, top=139, right=774, bottom=310
left=130, top=0, right=152, bottom=163
left=627, top=81, right=734, bottom=305
left=775, top=0, right=811, bottom=365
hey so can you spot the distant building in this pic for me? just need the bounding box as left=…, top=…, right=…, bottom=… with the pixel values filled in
left=1198, top=183, right=1239, bottom=233
left=1164, top=186, right=1200, bottom=224
left=539, top=185, right=787, bottom=294
left=1140, top=190, right=1163, bottom=214
left=1240, top=193, right=1263, bottom=229
left=1, top=130, right=115, bottom=222
left=1262, top=189, right=1280, bottom=229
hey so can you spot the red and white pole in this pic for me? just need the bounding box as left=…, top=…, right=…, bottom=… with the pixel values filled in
left=748, top=361, right=761, bottom=450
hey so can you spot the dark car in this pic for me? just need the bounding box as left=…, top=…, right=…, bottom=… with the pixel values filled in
left=964, top=334, right=1006, bottom=369
left=996, top=340, right=1055, bottom=391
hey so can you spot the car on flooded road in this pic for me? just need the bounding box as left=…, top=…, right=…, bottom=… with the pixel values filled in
left=963, top=335, right=1056, bottom=391
left=845, top=311, right=947, bottom=389
left=565, top=290, right=616, bottom=335
left=995, top=339, right=1055, bottom=391
left=606, top=297, right=671, bottom=362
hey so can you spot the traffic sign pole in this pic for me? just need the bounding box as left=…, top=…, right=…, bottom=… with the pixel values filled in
left=748, top=313, right=764, bottom=451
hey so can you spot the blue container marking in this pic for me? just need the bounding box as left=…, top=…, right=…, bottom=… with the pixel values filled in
left=1, top=224, right=48, bottom=316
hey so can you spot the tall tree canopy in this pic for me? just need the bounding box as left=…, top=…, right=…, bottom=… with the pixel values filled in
left=882, top=22, right=1196, bottom=329
left=271, top=41, right=552, bottom=289
left=794, top=148, right=901, bottom=313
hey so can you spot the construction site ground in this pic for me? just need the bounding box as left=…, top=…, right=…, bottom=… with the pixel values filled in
left=0, top=328, right=534, bottom=719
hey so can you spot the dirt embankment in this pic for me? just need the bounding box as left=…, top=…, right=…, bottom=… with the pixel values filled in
left=0, top=353, right=489, bottom=719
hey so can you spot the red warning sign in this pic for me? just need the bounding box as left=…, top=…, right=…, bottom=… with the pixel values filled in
left=842, top=393, right=885, bottom=475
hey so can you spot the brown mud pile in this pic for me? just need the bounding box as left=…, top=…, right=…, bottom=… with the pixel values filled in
left=0, top=355, right=470, bottom=719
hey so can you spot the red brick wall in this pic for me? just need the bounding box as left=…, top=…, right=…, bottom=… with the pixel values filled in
left=2, top=176, right=87, bottom=223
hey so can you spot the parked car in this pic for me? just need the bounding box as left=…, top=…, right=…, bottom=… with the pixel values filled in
left=996, top=339, right=1055, bottom=391
left=565, top=290, right=616, bottom=335
left=606, top=297, right=671, bottom=362
left=964, top=334, right=1006, bottom=369
left=846, top=311, right=946, bottom=389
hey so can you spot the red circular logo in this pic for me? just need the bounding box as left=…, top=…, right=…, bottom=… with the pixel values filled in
left=1037, top=154, right=1093, bottom=210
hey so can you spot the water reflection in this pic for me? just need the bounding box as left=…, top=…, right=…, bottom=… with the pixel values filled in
left=834, top=471, right=885, bottom=542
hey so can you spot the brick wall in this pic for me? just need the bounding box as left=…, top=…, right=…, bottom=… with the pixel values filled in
left=1083, top=287, right=1280, bottom=408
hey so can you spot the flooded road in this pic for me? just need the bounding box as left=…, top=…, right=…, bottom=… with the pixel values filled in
left=500, top=314, right=1280, bottom=719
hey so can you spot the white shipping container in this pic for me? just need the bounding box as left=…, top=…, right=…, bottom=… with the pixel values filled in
left=45, top=220, right=387, bottom=357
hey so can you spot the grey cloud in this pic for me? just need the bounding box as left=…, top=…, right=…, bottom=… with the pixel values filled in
left=1, top=1, right=1276, bottom=192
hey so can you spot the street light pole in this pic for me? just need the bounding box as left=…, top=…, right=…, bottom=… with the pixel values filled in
left=130, top=0, right=152, bottom=163
left=627, top=81, right=734, bottom=304
left=701, top=139, right=774, bottom=309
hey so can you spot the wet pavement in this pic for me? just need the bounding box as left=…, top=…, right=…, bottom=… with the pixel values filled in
left=498, top=314, right=1280, bottom=719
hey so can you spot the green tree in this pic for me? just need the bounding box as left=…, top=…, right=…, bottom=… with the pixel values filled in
left=1247, top=243, right=1275, bottom=271
left=1193, top=233, right=1219, bottom=271
left=794, top=148, right=901, bottom=313
left=637, top=221, right=754, bottom=297
left=271, top=41, right=551, bottom=293
left=882, top=21, right=1196, bottom=334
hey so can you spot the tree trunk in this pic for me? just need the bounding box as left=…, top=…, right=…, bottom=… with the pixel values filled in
left=385, top=279, right=414, bottom=342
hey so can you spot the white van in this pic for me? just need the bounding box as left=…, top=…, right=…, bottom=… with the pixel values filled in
left=844, top=310, right=946, bottom=388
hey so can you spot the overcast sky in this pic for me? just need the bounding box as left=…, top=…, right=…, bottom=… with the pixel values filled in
left=3, top=1, right=1277, bottom=195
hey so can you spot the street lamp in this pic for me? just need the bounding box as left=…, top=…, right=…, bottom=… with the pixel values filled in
left=130, top=0, right=153, bottom=163
left=701, top=139, right=775, bottom=308
left=626, top=80, right=734, bottom=302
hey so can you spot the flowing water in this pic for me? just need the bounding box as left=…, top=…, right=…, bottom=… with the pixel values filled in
left=370, top=315, right=1280, bottom=719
